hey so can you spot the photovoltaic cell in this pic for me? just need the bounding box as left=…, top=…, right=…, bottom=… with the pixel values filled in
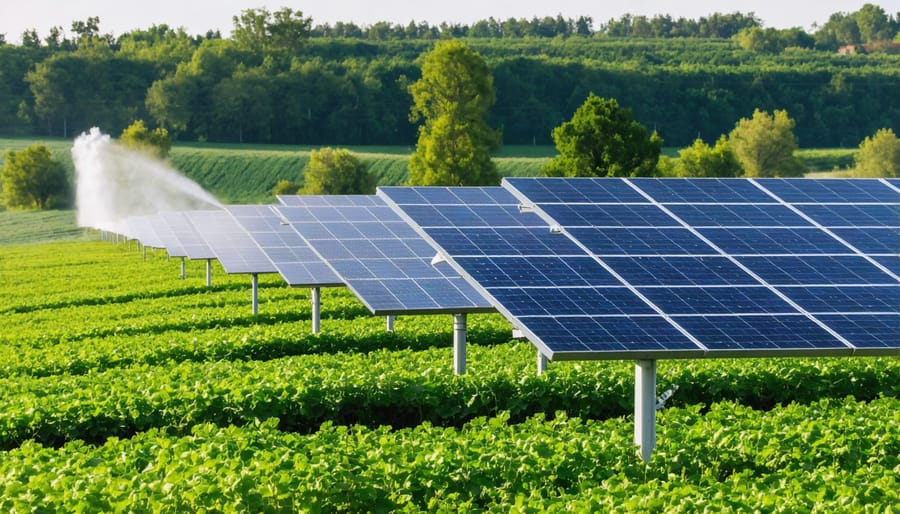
left=274, top=195, right=492, bottom=315
left=626, top=178, right=774, bottom=203
left=793, top=204, right=900, bottom=227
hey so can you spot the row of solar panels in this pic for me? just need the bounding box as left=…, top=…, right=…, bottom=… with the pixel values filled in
left=100, top=178, right=899, bottom=361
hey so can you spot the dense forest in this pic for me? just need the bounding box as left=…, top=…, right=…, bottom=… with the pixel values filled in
left=0, top=5, right=898, bottom=148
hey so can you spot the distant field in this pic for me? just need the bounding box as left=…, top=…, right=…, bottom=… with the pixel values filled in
left=0, top=210, right=86, bottom=246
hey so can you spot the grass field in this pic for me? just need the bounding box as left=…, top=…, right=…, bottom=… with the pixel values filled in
left=0, top=240, right=896, bottom=510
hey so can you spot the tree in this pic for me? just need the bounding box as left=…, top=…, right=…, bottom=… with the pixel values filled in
left=1, top=144, right=69, bottom=209
left=544, top=94, right=662, bottom=177
left=120, top=120, right=172, bottom=159
left=300, top=147, right=375, bottom=194
left=727, top=109, right=805, bottom=177
left=407, top=40, right=500, bottom=186
left=675, top=136, right=742, bottom=177
left=232, top=7, right=311, bottom=53
left=854, top=128, right=899, bottom=177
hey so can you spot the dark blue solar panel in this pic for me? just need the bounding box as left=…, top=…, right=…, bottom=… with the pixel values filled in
left=698, top=228, right=853, bottom=254
left=674, top=315, right=846, bottom=352
left=539, top=204, right=678, bottom=227
left=629, top=178, right=774, bottom=203
left=274, top=197, right=492, bottom=314
left=568, top=228, right=714, bottom=255
left=780, top=286, right=900, bottom=313
left=185, top=210, right=278, bottom=274
left=503, top=177, right=647, bottom=203
left=795, top=204, right=900, bottom=227
left=602, top=256, right=759, bottom=286
left=757, top=178, right=899, bottom=203
left=639, top=286, right=796, bottom=315
left=815, top=314, right=900, bottom=349
left=667, top=204, right=810, bottom=227
left=226, top=205, right=341, bottom=286
left=738, top=256, right=897, bottom=285
left=830, top=228, right=900, bottom=254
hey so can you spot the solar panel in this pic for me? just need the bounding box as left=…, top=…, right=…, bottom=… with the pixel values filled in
left=151, top=213, right=189, bottom=258
left=383, top=178, right=898, bottom=360
left=274, top=195, right=492, bottom=315
left=225, top=205, right=342, bottom=287
left=380, top=185, right=701, bottom=359
left=126, top=215, right=166, bottom=249
left=156, top=212, right=217, bottom=260
left=182, top=210, right=277, bottom=274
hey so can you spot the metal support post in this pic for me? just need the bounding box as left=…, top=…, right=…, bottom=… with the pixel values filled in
left=537, top=351, right=548, bottom=375
left=635, top=359, right=657, bottom=463
left=453, top=313, right=467, bottom=375
left=205, top=259, right=212, bottom=287
left=180, top=257, right=186, bottom=280
left=311, top=287, right=321, bottom=334
left=251, top=273, right=259, bottom=316
left=142, top=244, right=146, bottom=261
left=386, top=315, right=395, bottom=332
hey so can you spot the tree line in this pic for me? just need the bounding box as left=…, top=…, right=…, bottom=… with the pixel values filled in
left=0, top=5, right=897, bottom=149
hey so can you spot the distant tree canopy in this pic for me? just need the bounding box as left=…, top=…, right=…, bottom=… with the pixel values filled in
left=119, top=120, right=172, bottom=159
left=408, top=40, right=500, bottom=186
left=544, top=94, right=662, bottom=178
left=854, top=128, right=899, bottom=177
left=0, top=5, right=897, bottom=147
left=728, top=109, right=805, bottom=177
left=1, top=144, right=69, bottom=209
left=300, top=147, right=375, bottom=195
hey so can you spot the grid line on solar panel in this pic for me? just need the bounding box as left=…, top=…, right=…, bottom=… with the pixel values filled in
left=273, top=196, right=493, bottom=313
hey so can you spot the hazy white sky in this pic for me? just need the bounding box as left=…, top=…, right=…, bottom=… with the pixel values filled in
left=1, top=0, right=897, bottom=42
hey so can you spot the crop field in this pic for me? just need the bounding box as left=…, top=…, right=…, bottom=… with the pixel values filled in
left=0, top=239, right=897, bottom=511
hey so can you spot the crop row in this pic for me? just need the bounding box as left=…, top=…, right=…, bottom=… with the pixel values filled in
left=0, top=312, right=513, bottom=378
left=1, top=340, right=896, bottom=449
left=0, top=397, right=896, bottom=512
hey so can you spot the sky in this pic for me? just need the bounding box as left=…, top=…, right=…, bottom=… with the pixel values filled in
left=1, top=0, right=897, bottom=43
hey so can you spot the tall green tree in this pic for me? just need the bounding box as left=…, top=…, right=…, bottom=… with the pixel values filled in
left=544, top=94, right=662, bottom=177
left=407, top=40, right=500, bottom=186
left=727, top=109, right=805, bottom=177
left=300, top=147, right=375, bottom=194
left=675, top=136, right=742, bottom=177
left=1, top=144, right=68, bottom=209
left=854, top=128, right=899, bottom=177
